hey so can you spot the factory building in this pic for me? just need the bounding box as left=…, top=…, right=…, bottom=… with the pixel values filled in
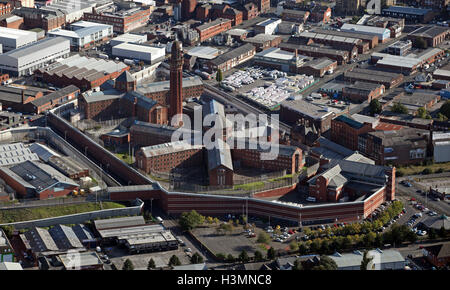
left=340, top=24, right=391, bottom=43
left=0, top=37, right=70, bottom=76
left=112, top=43, right=166, bottom=64
left=47, top=21, right=113, bottom=51
left=0, top=27, right=37, bottom=51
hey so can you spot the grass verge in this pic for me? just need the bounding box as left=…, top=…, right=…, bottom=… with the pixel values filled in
left=0, top=202, right=125, bottom=224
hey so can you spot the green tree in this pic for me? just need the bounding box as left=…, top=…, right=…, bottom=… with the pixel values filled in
left=238, top=250, right=249, bottom=263
left=122, top=259, right=134, bottom=270
left=0, top=226, right=14, bottom=238
left=374, top=233, right=384, bottom=247
left=219, top=222, right=234, bottom=235
left=441, top=100, right=450, bottom=119
left=290, top=240, right=299, bottom=252
left=391, top=102, right=408, bottom=114
left=147, top=258, right=156, bottom=270
left=312, top=255, right=338, bottom=270
left=360, top=251, right=373, bottom=270
left=299, top=243, right=309, bottom=255
left=363, top=231, right=377, bottom=247
left=257, top=232, right=271, bottom=244
left=310, top=239, right=322, bottom=253
left=437, top=113, right=448, bottom=122
left=428, top=228, right=437, bottom=239
left=179, top=210, right=205, bottom=231
left=369, top=99, right=382, bottom=116
left=254, top=250, right=264, bottom=262
left=267, top=247, right=276, bottom=260
left=417, top=107, right=428, bottom=119
left=216, top=69, right=223, bottom=82
left=293, top=259, right=303, bottom=270
left=190, top=252, right=204, bottom=264
left=226, top=254, right=235, bottom=262
left=216, top=253, right=226, bottom=261
left=169, top=255, right=181, bottom=266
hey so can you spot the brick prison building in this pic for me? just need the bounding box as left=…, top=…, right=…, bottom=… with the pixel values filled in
left=130, top=121, right=198, bottom=148
left=137, top=76, right=204, bottom=106
left=79, top=71, right=168, bottom=123
left=308, top=159, right=395, bottom=203
left=135, top=141, right=204, bottom=174
left=232, top=139, right=304, bottom=174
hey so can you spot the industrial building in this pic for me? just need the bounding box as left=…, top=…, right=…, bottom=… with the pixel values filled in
left=280, top=43, right=350, bottom=65
left=243, top=34, right=282, bottom=52
left=0, top=36, right=70, bottom=76
left=294, top=31, right=365, bottom=54
left=358, top=128, right=429, bottom=166
left=59, top=251, right=104, bottom=270
left=408, top=26, right=450, bottom=48
left=329, top=249, right=406, bottom=270
left=381, top=6, right=434, bottom=23
left=40, top=0, right=108, bottom=24
left=0, top=143, right=39, bottom=167
left=340, top=24, right=391, bottom=43
left=47, top=21, right=113, bottom=51
left=112, top=43, right=166, bottom=64
left=280, top=98, right=336, bottom=133
left=0, top=26, right=37, bottom=51
left=36, top=54, right=128, bottom=91
left=0, top=160, right=79, bottom=199
left=94, top=216, right=178, bottom=254
left=432, top=132, right=450, bottom=163
left=344, top=67, right=404, bottom=89
left=195, top=18, right=232, bottom=42
left=206, top=43, right=256, bottom=73
left=342, top=82, right=385, bottom=103
left=83, top=3, right=151, bottom=34
left=371, top=52, right=422, bottom=75
left=312, top=28, right=379, bottom=50
left=297, top=58, right=337, bottom=78
left=253, top=47, right=308, bottom=73
left=386, top=40, right=412, bottom=56
left=110, top=33, right=147, bottom=47
left=254, top=18, right=282, bottom=35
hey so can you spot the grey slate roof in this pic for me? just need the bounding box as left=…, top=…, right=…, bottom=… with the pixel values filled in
left=207, top=139, right=233, bottom=171
left=209, top=43, right=255, bottom=66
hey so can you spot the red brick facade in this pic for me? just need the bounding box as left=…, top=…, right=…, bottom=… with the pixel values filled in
left=196, top=18, right=232, bottom=42
left=83, top=7, right=151, bottom=34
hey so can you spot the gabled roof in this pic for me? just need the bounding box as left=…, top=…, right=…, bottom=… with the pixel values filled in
left=116, top=70, right=135, bottom=83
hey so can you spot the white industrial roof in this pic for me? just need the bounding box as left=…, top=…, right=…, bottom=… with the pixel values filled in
left=0, top=27, right=37, bottom=40
left=256, top=47, right=295, bottom=61
left=187, top=46, right=219, bottom=60
left=372, top=52, right=421, bottom=69
left=53, top=54, right=128, bottom=74
left=0, top=262, right=23, bottom=270
left=111, top=33, right=147, bottom=43
left=341, top=23, right=390, bottom=35
left=113, top=42, right=165, bottom=54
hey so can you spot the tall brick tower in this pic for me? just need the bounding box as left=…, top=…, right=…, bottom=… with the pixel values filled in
left=169, top=40, right=183, bottom=126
